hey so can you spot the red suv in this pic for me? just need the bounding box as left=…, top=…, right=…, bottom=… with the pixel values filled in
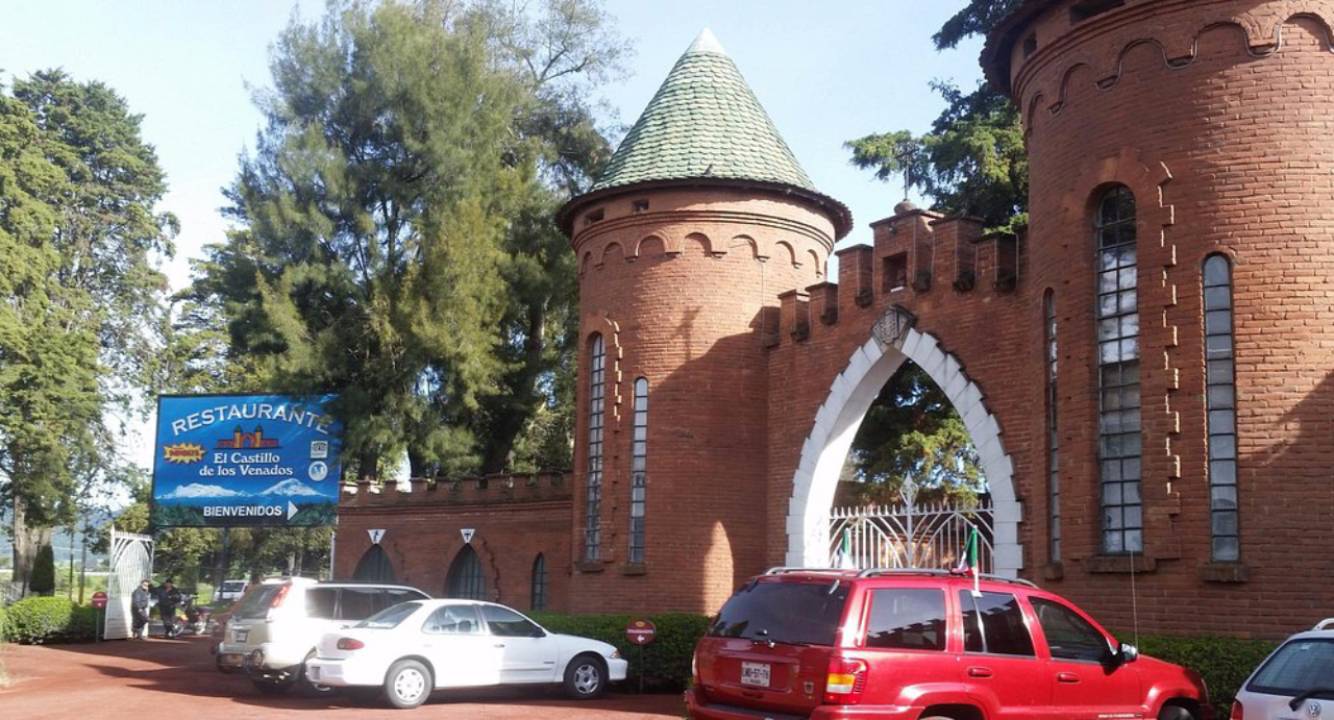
left=687, top=568, right=1210, bottom=720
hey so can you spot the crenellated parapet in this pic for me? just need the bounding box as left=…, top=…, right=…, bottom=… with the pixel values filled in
left=340, top=472, right=571, bottom=509
left=767, top=202, right=1023, bottom=348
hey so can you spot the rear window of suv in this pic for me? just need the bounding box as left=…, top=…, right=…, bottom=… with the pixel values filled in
left=865, top=588, right=946, bottom=651
left=709, top=578, right=850, bottom=646
left=1247, top=638, right=1334, bottom=697
left=234, top=585, right=286, bottom=619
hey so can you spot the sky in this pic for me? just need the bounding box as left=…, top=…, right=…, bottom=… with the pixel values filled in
left=0, top=0, right=986, bottom=475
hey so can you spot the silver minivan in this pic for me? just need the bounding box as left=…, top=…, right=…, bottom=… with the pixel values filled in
left=1230, top=618, right=1334, bottom=719
left=216, top=577, right=430, bottom=694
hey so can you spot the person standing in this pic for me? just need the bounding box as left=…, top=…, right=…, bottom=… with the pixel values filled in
left=158, top=579, right=182, bottom=639
left=131, top=579, right=152, bottom=640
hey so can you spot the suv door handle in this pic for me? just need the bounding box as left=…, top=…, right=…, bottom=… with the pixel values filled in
left=1057, top=672, right=1080, bottom=684
left=967, top=666, right=993, bottom=678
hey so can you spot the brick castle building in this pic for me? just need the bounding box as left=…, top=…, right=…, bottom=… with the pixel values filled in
left=335, top=0, right=1334, bottom=636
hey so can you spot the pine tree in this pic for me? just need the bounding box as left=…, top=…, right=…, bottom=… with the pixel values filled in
left=29, top=544, right=55, bottom=596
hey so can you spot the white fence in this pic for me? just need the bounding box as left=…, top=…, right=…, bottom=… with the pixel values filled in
left=829, top=482, right=993, bottom=573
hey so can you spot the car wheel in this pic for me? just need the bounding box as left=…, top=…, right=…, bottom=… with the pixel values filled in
left=215, top=655, right=237, bottom=674
left=1159, top=706, right=1197, bottom=720
left=563, top=654, right=606, bottom=700
left=383, top=659, right=432, bottom=709
left=298, top=654, right=337, bottom=697
left=252, top=678, right=294, bottom=695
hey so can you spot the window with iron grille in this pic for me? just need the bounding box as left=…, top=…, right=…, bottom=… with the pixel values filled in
left=585, top=334, right=605, bottom=561
left=530, top=554, right=548, bottom=610
left=629, top=377, right=648, bottom=564
left=1203, top=255, right=1240, bottom=561
left=1094, top=185, right=1143, bottom=554
left=1044, top=290, right=1061, bottom=563
left=446, top=545, right=487, bottom=600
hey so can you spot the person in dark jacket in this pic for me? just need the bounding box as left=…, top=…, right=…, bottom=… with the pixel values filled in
left=158, top=579, right=183, bottom=638
left=131, top=579, right=152, bottom=639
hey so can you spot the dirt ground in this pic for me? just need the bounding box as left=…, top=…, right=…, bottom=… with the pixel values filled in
left=0, top=636, right=685, bottom=719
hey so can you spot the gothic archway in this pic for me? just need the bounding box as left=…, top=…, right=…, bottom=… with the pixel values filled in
left=352, top=544, right=396, bottom=584
left=786, top=307, right=1023, bottom=576
left=445, top=545, right=488, bottom=600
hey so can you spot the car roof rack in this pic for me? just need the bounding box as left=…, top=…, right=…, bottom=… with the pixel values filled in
left=763, top=567, right=856, bottom=576
left=854, top=568, right=1039, bottom=588
left=1314, top=618, right=1334, bottom=631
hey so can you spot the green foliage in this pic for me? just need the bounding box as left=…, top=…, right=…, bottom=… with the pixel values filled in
left=0, top=604, right=9, bottom=642
left=1137, top=633, right=1277, bottom=717
left=29, top=544, right=55, bottom=595
left=3, top=596, right=97, bottom=644
left=933, top=0, right=1023, bottom=50
left=846, top=364, right=984, bottom=505
left=531, top=612, right=710, bottom=690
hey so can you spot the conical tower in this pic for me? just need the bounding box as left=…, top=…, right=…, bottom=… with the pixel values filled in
left=560, top=30, right=850, bottom=613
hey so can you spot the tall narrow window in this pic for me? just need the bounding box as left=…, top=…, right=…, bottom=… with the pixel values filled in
left=530, top=554, right=548, bottom=611
left=446, top=545, right=487, bottom=600
left=1044, top=291, right=1061, bottom=563
left=1095, top=186, right=1143, bottom=554
left=629, top=377, right=649, bottom=564
left=1203, top=255, right=1239, bottom=561
left=584, top=334, right=605, bottom=561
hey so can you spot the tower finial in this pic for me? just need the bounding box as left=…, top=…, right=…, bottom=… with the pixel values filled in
left=686, top=28, right=727, bottom=56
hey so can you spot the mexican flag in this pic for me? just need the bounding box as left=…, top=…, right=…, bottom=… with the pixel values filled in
left=955, top=526, right=982, bottom=597
left=836, top=528, right=857, bottom=570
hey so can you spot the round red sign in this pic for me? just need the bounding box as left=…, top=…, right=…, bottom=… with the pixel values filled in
left=90, top=591, right=108, bottom=609
left=626, top=618, right=656, bottom=646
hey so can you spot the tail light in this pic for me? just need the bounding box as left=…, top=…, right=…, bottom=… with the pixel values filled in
left=823, top=655, right=868, bottom=705
left=336, top=637, right=365, bottom=651
left=264, top=584, right=292, bottom=622
left=1229, top=701, right=1243, bottom=720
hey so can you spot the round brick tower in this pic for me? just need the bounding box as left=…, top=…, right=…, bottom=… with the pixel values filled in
left=986, top=0, right=1334, bottom=634
left=558, top=30, right=851, bottom=613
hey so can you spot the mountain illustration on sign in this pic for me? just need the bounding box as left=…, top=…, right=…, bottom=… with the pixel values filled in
left=158, top=478, right=325, bottom=499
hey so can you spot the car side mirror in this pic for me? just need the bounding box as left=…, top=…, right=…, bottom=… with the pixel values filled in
left=1118, top=642, right=1139, bottom=664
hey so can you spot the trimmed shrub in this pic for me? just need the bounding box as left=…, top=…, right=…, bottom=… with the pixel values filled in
left=532, top=612, right=710, bottom=691
left=5, top=597, right=98, bottom=644
left=1137, top=633, right=1278, bottom=717
left=29, top=544, right=55, bottom=596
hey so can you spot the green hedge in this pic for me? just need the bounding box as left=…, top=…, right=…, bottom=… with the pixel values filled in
left=531, top=612, right=710, bottom=691
left=1137, top=633, right=1277, bottom=717
left=4, top=597, right=98, bottom=645
left=0, top=604, right=8, bottom=642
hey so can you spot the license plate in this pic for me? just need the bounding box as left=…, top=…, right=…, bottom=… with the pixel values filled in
left=234, top=629, right=249, bottom=643
left=740, top=661, right=771, bottom=688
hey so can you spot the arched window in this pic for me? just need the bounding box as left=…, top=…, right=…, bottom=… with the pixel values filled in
left=1044, top=291, right=1060, bottom=563
left=1203, top=255, right=1239, bottom=561
left=530, top=554, right=548, bottom=611
left=352, top=545, right=396, bottom=584
left=445, top=545, right=487, bottom=600
left=1094, top=185, right=1143, bottom=554
left=629, top=377, right=649, bottom=564
left=584, top=334, right=606, bottom=561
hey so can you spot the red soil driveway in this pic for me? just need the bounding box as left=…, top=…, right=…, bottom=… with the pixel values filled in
left=0, top=636, right=685, bottom=719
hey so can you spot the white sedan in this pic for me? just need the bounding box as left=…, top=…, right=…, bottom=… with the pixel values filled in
left=305, top=599, right=628, bottom=709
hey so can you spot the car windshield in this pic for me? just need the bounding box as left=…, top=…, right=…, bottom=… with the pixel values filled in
left=356, top=601, right=422, bottom=629
left=233, top=585, right=284, bottom=619
left=708, top=579, right=850, bottom=646
left=223, top=582, right=246, bottom=592
left=1248, top=638, right=1334, bottom=697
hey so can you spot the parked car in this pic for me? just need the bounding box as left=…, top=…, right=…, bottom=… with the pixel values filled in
left=306, top=599, right=628, bottom=709
left=214, top=579, right=249, bottom=603
left=687, top=568, right=1210, bottom=720
left=215, top=577, right=430, bottom=695
left=1230, top=618, right=1334, bottom=719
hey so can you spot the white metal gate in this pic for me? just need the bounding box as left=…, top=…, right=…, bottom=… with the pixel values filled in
left=829, top=480, right=993, bottom=572
left=105, top=528, right=154, bottom=640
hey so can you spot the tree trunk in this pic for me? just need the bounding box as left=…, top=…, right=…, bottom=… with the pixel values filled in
left=212, top=529, right=230, bottom=592
left=11, top=498, right=53, bottom=598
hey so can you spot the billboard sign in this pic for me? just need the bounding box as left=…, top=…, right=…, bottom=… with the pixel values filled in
left=151, top=394, right=343, bottom=527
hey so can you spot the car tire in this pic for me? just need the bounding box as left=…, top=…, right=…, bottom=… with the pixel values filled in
left=1159, top=706, right=1197, bottom=720
left=383, top=659, right=433, bottom=709
left=252, top=678, right=294, bottom=695
left=215, top=655, right=237, bottom=674
left=298, top=653, right=337, bottom=697
left=563, top=654, right=607, bottom=700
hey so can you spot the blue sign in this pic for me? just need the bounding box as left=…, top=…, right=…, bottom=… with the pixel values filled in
left=151, top=394, right=343, bottom=527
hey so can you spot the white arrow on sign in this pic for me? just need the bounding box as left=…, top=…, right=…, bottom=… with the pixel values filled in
left=287, top=501, right=298, bottom=520
left=460, top=528, right=475, bottom=544
left=368, top=529, right=386, bottom=544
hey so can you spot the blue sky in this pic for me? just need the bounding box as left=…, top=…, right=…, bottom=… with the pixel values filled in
left=1, top=1, right=985, bottom=473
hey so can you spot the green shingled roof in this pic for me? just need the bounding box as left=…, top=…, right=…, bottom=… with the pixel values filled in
left=590, top=29, right=816, bottom=193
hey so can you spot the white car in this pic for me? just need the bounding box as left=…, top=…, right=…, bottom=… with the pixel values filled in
left=305, top=599, right=628, bottom=709
left=1231, top=618, right=1334, bottom=719
left=214, top=579, right=249, bottom=603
